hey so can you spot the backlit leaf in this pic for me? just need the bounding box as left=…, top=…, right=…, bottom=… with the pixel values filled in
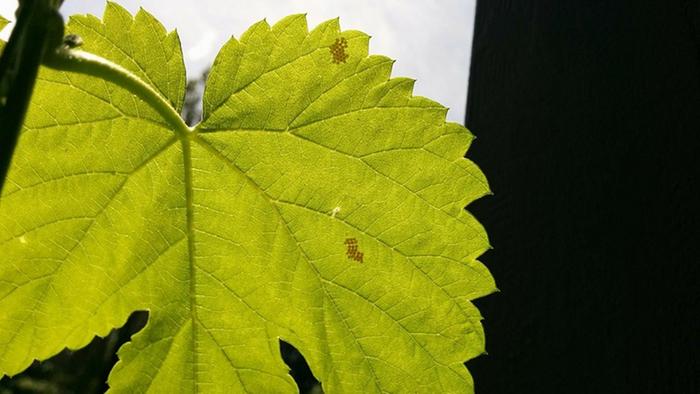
left=0, top=3, right=495, bottom=392
left=0, top=15, right=9, bottom=52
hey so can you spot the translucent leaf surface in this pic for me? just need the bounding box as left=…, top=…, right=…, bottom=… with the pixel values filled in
left=0, top=3, right=495, bottom=392
left=0, top=15, right=8, bottom=52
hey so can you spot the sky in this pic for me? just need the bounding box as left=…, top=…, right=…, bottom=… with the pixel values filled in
left=0, top=0, right=476, bottom=123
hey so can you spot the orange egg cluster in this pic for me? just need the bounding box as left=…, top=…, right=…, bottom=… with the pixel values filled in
left=344, top=238, right=364, bottom=263
left=330, top=37, right=349, bottom=64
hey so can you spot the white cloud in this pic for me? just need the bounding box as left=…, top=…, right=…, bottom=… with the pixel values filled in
left=4, top=0, right=476, bottom=123
left=186, top=27, right=217, bottom=64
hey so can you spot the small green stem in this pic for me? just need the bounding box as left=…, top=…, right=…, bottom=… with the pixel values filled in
left=43, top=47, right=191, bottom=137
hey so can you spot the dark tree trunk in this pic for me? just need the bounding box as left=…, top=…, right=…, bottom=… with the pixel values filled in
left=465, top=1, right=699, bottom=393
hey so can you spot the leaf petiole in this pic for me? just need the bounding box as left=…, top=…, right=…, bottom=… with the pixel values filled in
left=43, top=45, right=191, bottom=138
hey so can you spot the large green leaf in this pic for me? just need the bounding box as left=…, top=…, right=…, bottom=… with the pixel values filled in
left=0, top=3, right=495, bottom=392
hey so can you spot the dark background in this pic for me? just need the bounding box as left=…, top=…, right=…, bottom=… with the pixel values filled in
left=465, top=0, right=699, bottom=393
left=2, top=0, right=699, bottom=393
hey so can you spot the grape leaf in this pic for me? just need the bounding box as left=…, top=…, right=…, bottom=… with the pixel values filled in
left=0, top=15, right=8, bottom=52
left=0, top=2, right=495, bottom=393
